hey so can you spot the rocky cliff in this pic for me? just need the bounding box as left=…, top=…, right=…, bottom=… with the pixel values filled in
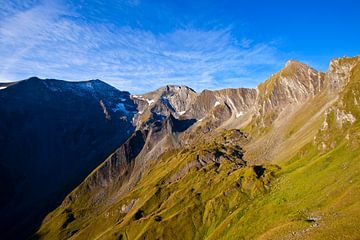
left=3, top=55, right=360, bottom=240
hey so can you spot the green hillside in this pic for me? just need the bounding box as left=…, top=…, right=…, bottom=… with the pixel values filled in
left=35, top=57, right=360, bottom=240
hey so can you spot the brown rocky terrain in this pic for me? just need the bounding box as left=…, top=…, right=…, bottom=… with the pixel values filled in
left=2, top=55, right=360, bottom=239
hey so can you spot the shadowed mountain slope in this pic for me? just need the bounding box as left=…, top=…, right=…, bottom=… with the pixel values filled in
left=0, top=77, right=137, bottom=239
left=35, top=55, right=360, bottom=239
left=2, top=56, right=360, bottom=240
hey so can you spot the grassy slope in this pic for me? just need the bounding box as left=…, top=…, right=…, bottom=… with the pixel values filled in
left=222, top=142, right=360, bottom=239
left=37, top=62, right=360, bottom=240
left=37, top=130, right=280, bottom=239
left=38, top=122, right=360, bottom=239
left=222, top=63, right=360, bottom=239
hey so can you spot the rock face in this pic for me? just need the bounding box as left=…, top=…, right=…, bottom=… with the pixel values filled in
left=131, top=60, right=327, bottom=133
left=144, top=85, right=198, bottom=114
left=2, top=55, right=360, bottom=240
left=61, top=112, right=197, bottom=208
left=46, top=55, right=358, bottom=240
left=188, top=88, right=257, bottom=120
left=0, top=77, right=137, bottom=239
left=257, top=60, right=324, bottom=111
left=326, top=56, right=360, bottom=91
left=131, top=85, right=197, bottom=127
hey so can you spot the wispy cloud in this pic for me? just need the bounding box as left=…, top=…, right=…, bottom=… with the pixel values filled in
left=0, top=0, right=284, bottom=93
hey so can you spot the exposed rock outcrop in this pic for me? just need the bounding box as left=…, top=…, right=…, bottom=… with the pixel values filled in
left=4, top=55, right=360, bottom=240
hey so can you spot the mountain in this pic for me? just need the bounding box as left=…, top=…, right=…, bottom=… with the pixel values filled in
left=0, top=77, right=137, bottom=239
left=2, top=55, right=360, bottom=240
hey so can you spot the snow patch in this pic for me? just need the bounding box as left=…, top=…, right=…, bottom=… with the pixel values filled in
left=132, top=95, right=154, bottom=105
left=178, top=111, right=186, bottom=115
left=113, top=103, right=129, bottom=114
left=146, top=99, right=155, bottom=105
left=236, top=111, right=244, bottom=118
left=227, top=98, right=245, bottom=118
left=227, top=98, right=236, bottom=110
left=214, top=101, right=221, bottom=107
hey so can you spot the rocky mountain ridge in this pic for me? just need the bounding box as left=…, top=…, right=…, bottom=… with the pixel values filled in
left=36, top=55, right=360, bottom=239
left=0, top=77, right=137, bottom=239
left=1, top=55, right=360, bottom=239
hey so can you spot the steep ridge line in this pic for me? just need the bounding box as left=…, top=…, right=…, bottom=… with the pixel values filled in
left=1, top=56, right=360, bottom=239
left=35, top=55, right=360, bottom=239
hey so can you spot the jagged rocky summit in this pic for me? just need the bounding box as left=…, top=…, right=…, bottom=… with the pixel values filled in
left=1, top=56, right=360, bottom=239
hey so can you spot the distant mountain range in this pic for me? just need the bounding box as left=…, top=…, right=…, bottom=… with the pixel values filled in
left=1, top=56, right=360, bottom=239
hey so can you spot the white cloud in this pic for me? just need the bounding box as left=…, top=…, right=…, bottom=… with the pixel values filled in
left=0, top=0, right=284, bottom=93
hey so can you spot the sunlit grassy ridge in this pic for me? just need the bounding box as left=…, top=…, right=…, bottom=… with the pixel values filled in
left=36, top=58, right=360, bottom=239
left=215, top=69, right=360, bottom=239
left=38, top=114, right=360, bottom=239
left=37, top=130, right=280, bottom=239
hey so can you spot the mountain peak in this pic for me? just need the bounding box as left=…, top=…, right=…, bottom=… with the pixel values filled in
left=26, top=76, right=42, bottom=81
left=285, top=59, right=303, bottom=67
left=283, top=59, right=311, bottom=72
left=256, top=58, right=324, bottom=112
left=327, top=55, right=360, bottom=90
left=86, top=79, right=111, bottom=85
left=277, top=59, right=318, bottom=81
left=162, top=84, right=196, bottom=93
left=329, top=55, right=360, bottom=69
left=5, top=55, right=360, bottom=240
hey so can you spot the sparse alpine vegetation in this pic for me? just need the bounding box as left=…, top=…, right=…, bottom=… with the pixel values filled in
left=2, top=56, right=360, bottom=240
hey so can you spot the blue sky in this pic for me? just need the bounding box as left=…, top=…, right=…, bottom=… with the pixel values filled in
left=0, top=0, right=359, bottom=93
